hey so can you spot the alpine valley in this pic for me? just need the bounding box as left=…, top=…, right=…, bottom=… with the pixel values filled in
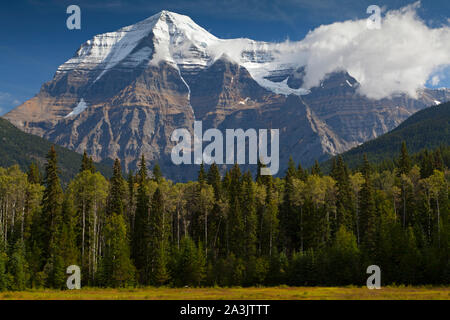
left=4, top=10, right=450, bottom=180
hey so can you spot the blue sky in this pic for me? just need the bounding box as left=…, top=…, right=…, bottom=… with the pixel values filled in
left=0, top=0, right=449, bottom=115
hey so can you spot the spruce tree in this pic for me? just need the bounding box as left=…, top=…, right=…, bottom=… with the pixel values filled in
left=228, top=164, right=244, bottom=258
left=80, top=150, right=95, bottom=173
left=207, top=163, right=222, bottom=199
left=398, top=143, right=411, bottom=228
left=398, top=141, right=411, bottom=175
left=198, top=163, right=206, bottom=186
left=174, top=237, right=205, bottom=287
left=58, top=196, right=79, bottom=269
left=8, top=240, right=29, bottom=291
left=149, top=188, right=170, bottom=285
left=27, top=162, right=42, bottom=184
left=41, top=145, right=63, bottom=261
left=127, top=170, right=136, bottom=232
left=433, top=149, right=444, bottom=172
left=98, top=213, right=135, bottom=287
left=242, top=172, right=257, bottom=260
left=152, top=163, right=163, bottom=183
left=420, top=150, right=434, bottom=179
left=280, top=157, right=300, bottom=254
left=311, top=160, right=322, bottom=176
left=359, top=155, right=377, bottom=258
left=133, top=155, right=150, bottom=283
left=107, top=159, right=126, bottom=217
left=332, top=156, right=354, bottom=235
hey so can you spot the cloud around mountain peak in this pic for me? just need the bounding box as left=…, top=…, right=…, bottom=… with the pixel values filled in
left=277, top=2, right=450, bottom=99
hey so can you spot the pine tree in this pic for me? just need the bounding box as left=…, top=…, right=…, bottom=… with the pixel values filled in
left=198, top=163, right=206, bottom=186
left=107, top=159, right=126, bottom=217
left=174, top=237, right=206, bottom=287
left=398, top=143, right=411, bottom=228
left=262, top=180, right=279, bottom=257
left=359, top=155, right=377, bottom=258
left=40, top=146, right=64, bottom=261
left=98, top=213, right=135, bottom=287
left=8, top=240, right=29, bottom=290
left=280, top=157, right=300, bottom=254
left=207, top=163, right=222, bottom=199
left=58, top=196, right=79, bottom=268
left=27, top=162, right=42, bottom=185
left=242, top=172, right=257, bottom=260
left=127, top=170, right=136, bottom=232
left=297, top=163, right=307, bottom=181
left=433, top=149, right=444, bottom=172
left=133, top=155, right=150, bottom=283
left=228, top=164, right=244, bottom=258
left=149, top=188, right=171, bottom=286
left=311, top=160, right=322, bottom=176
left=206, top=163, right=224, bottom=258
left=80, top=150, right=95, bottom=173
left=420, top=150, right=434, bottom=179
left=398, top=141, right=411, bottom=176
left=332, top=156, right=354, bottom=235
left=152, top=163, right=163, bottom=183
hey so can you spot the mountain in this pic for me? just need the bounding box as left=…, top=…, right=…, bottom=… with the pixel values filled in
left=0, top=118, right=112, bottom=184
left=326, top=101, right=450, bottom=169
left=3, top=10, right=450, bottom=180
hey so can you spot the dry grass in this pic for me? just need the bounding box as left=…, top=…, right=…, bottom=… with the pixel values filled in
left=0, top=286, right=449, bottom=300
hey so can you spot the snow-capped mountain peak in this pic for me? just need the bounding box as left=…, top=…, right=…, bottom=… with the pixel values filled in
left=57, top=11, right=220, bottom=79
left=55, top=11, right=298, bottom=94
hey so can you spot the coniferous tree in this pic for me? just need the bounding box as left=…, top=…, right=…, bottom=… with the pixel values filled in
left=280, top=157, right=299, bottom=254
left=206, top=163, right=224, bottom=258
left=58, top=196, right=79, bottom=269
left=149, top=188, right=171, bottom=286
left=228, top=164, right=244, bottom=258
left=80, top=150, right=95, bottom=173
left=359, top=155, right=377, bottom=258
left=107, top=159, right=126, bottom=217
left=332, top=156, right=354, bottom=235
left=98, top=213, right=135, bottom=287
left=242, top=172, right=259, bottom=283
left=126, top=170, right=136, bottom=233
left=174, top=237, right=206, bottom=287
left=420, top=150, right=435, bottom=179
left=133, top=156, right=150, bottom=283
left=8, top=240, right=29, bottom=290
left=311, top=160, right=322, bottom=176
left=27, top=162, right=42, bottom=185
left=398, top=141, right=411, bottom=176
left=198, top=163, right=206, bottom=186
left=398, top=142, right=411, bottom=228
left=152, top=163, right=163, bottom=183
left=433, top=149, right=444, bottom=172
left=40, top=146, right=64, bottom=262
left=297, top=163, right=307, bottom=181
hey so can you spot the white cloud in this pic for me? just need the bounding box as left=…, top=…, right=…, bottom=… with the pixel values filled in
left=279, top=1, right=450, bottom=99
left=202, top=2, right=449, bottom=99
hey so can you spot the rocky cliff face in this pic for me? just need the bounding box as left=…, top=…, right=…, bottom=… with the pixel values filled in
left=4, top=11, right=450, bottom=179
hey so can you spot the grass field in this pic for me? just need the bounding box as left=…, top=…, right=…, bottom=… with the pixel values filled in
left=0, top=286, right=449, bottom=300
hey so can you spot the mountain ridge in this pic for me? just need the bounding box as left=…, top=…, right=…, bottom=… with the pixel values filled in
left=325, top=101, right=450, bottom=170
left=0, top=117, right=112, bottom=184
left=3, top=10, right=450, bottom=180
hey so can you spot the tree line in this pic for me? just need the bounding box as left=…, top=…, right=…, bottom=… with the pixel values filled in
left=0, top=143, right=448, bottom=290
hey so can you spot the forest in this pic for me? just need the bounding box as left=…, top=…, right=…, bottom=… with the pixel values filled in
left=0, top=142, right=448, bottom=290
